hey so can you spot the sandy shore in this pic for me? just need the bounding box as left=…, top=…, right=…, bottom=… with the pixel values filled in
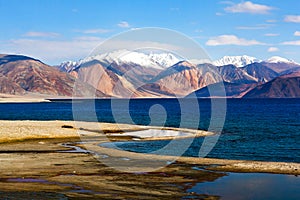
left=0, top=94, right=50, bottom=103
left=0, top=120, right=299, bottom=174
left=0, top=120, right=299, bottom=198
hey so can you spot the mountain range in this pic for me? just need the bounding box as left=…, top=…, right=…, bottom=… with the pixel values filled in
left=0, top=54, right=108, bottom=97
left=1, top=51, right=300, bottom=98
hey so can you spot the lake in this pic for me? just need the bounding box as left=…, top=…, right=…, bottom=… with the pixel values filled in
left=0, top=98, right=299, bottom=163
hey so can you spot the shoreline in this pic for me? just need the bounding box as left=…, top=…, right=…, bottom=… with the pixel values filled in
left=0, top=120, right=298, bottom=198
left=0, top=93, right=51, bottom=103
left=0, top=120, right=299, bottom=175
left=3, top=96, right=300, bottom=104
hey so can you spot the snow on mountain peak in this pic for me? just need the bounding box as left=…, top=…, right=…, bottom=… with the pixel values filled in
left=266, top=56, right=296, bottom=64
left=148, top=52, right=180, bottom=68
left=73, top=49, right=182, bottom=70
left=213, top=55, right=262, bottom=67
left=59, top=53, right=299, bottom=72
left=59, top=61, right=78, bottom=72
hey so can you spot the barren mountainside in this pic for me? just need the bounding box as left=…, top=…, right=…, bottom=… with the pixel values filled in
left=188, top=82, right=257, bottom=98
left=243, top=72, right=300, bottom=98
left=1, top=53, right=299, bottom=98
left=58, top=52, right=300, bottom=98
left=0, top=54, right=107, bottom=97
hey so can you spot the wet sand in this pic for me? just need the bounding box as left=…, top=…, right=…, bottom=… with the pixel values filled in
left=0, top=120, right=299, bottom=199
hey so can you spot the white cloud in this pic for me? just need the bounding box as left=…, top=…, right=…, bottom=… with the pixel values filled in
left=188, top=58, right=212, bottom=64
left=264, top=33, right=279, bottom=37
left=2, top=37, right=104, bottom=64
left=294, top=31, right=300, bottom=36
left=267, top=47, right=279, bottom=52
left=23, top=31, right=60, bottom=38
left=284, top=15, right=300, bottom=23
left=118, top=21, right=130, bottom=28
left=206, top=35, right=264, bottom=46
left=92, top=40, right=182, bottom=55
left=1, top=37, right=183, bottom=65
left=281, top=40, right=300, bottom=45
left=79, top=29, right=112, bottom=34
left=225, top=1, right=274, bottom=14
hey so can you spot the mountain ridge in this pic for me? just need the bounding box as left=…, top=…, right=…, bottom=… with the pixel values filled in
left=60, top=51, right=300, bottom=70
left=57, top=52, right=300, bottom=98
left=1, top=53, right=300, bottom=98
left=0, top=54, right=108, bottom=97
left=243, top=72, right=300, bottom=98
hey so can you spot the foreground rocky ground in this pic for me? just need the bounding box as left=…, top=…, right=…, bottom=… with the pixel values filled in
left=0, top=120, right=299, bottom=199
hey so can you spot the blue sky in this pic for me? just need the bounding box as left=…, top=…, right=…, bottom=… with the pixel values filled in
left=1, top=0, right=300, bottom=64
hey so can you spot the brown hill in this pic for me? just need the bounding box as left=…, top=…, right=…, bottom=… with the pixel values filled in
left=0, top=74, right=26, bottom=95
left=217, top=64, right=256, bottom=84
left=147, top=62, right=222, bottom=97
left=243, top=72, right=300, bottom=98
left=241, top=63, right=278, bottom=83
left=187, top=82, right=257, bottom=98
left=261, top=62, right=300, bottom=73
left=74, top=60, right=165, bottom=98
left=0, top=54, right=106, bottom=97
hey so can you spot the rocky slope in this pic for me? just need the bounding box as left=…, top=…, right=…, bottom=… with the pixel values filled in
left=241, top=63, right=278, bottom=83
left=145, top=62, right=222, bottom=96
left=188, top=82, right=257, bottom=98
left=0, top=54, right=106, bottom=97
left=2, top=53, right=299, bottom=98
left=213, top=55, right=261, bottom=67
left=61, top=52, right=300, bottom=98
left=243, top=72, right=300, bottom=98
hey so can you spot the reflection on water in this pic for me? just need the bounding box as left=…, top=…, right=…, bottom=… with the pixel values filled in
left=189, top=172, right=300, bottom=200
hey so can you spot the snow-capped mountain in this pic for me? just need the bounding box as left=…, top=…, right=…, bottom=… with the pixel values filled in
left=147, top=52, right=181, bottom=68
left=265, top=56, right=296, bottom=64
left=60, top=53, right=300, bottom=73
left=213, top=55, right=262, bottom=68
left=60, top=50, right=182, bottom=71
left=59, top=61, right=78, bottom=72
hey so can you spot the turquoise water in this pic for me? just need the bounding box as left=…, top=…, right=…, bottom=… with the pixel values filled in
left=0, top=98, right=299, bottom=162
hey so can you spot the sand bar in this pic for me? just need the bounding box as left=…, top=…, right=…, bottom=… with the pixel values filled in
left=0, top=94, right=50, bottom=103
left=0, top=120, right=299, bottom=198
left=0, top=120, right=299, bottom=175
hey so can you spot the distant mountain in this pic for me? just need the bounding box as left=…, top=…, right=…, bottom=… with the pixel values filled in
left=187, top=82, right=257, bottom=98
left=59, top=50, right=182, bottom=72
left=217, top=64, right=257, bottom=84
left=213, top=55, right=262, bottom=67
left=261, top=62, right=300, bottom=74
left=60, top=52, right=300, bottom=97
left=266, top=56, right=296, bottom=64
left=241, top=63, right=278, bottom=83
left=74, top=60, right=161, bottom=98
left=243, top=72, right=300, bottom=98
left=0, top=54, right=106, bottom=97
left=61, top=51, right=219, bottom=97
left=145, top=61, right=222, bottom=96
left=212, top=55, right=300, bottom=69
left=59, top=61, right=78, bottom=73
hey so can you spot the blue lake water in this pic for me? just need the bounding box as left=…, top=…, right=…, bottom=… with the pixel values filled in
left=188, top=172, right=300, bottom=200
left=0, top=98, right=299, bottom=163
